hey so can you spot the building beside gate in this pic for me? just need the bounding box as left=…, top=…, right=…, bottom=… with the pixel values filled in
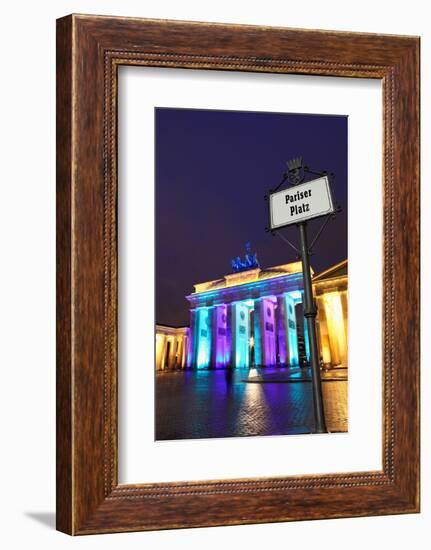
left=155, top=325, right=189, bottom=371
left=313, top=260, right=348, bottom=368
left=155, top=259, right=347, bottom=371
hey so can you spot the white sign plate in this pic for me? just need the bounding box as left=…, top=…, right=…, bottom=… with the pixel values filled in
left=269, top=176, right=335, bottom=229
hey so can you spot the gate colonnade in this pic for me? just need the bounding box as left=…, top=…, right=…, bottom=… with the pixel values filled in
left=186, top=262, right=305, bottom=369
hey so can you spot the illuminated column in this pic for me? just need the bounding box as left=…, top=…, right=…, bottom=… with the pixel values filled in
left=301, top=291, right=310, bottom=362
left=324, top=293, right=340, bottom=365
left=226, top=303, right=233, bottom=366
left=187, top=309, right=197, bottom=368
left=253, top=298, right=276, bottom=367
left=168, top=337, right=177, bottom=369
left=276, top=295, right=288, bottom=366
left=316, top=296, right=332, bottom=365
left=181, top=334, right=188, bottom=368
left=166, top=341, right=172, bottom=370
left=195, top=307, right=211, bottom=368
left=210, top=304, right=228, bottom=368
left=210, top=306, right=217, bottom=367
left=323, top=291, right=347, bottom=367
left=231, top=301, right=250, bottom=368
left=340, top=290, right=348, bottom=367
left=161, top=338, right=170, bottom=370
left=176, top=337, right=183, bottom=369
left=253, top=299, right=263, bottom=367
left=285, top=293, right=299, bottom=367
left=155, top=334, right=166, bottom=370
left=303, top=317, right=310, bottom=362
left=262, top=298, right=276, bottom=366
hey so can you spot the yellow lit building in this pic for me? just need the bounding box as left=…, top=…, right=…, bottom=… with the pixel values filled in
left=155, top=325, right=189, bottom=371
left=314, top=260, right=348, bottom=368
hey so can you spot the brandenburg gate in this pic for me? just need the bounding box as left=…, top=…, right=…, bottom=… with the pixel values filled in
left=155, top=250, right=348, bottom=371
left=186, top=259, right=307, bottom=369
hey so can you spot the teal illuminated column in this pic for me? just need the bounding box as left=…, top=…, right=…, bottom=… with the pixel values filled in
left=302, top=291, right=311, bottom=362
left=231, top=301, right=250, bottom=368
left=187, top=309, right=197, bottom=368
left=181, top=334, right=188, bottom=368
left=253, top=299, right=263, bottom=367
left=195, top=307, right=211, bottom=368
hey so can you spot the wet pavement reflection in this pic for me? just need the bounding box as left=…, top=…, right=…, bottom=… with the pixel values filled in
left=155, top=368, right=347, bottom=440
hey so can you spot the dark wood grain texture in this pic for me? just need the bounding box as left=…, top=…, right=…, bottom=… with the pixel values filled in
left=56, top=14, right=420, bottom=535
left=56, top=16, right=73, bottom=535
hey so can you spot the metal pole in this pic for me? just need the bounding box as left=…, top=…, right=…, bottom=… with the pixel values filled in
left=297, top=222, right=327, bottom=433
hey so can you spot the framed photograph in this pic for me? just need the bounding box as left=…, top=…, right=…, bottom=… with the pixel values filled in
left=56, top=14, right=420, bottom=534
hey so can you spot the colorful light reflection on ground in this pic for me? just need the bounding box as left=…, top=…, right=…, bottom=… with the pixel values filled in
left=155, top=368, right=347, bottom=440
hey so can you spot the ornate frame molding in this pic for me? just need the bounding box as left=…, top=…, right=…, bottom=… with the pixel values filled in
left=57, top=15, right=419, bottom=534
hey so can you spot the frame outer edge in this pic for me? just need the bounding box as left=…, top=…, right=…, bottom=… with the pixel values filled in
left=392, top=38, right=420, bottom=510
left=56, top=14, right=421, bottom=534
left=56, top=14, right=74, bottom=535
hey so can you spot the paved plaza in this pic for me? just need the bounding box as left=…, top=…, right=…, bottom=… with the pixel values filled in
left=155, top=367, right=347, bottom=440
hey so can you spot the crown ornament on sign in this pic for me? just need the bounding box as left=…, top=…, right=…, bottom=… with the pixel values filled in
left=286, top=156, right=305, bottom=186
left=287, top=157, right=303, bottom=171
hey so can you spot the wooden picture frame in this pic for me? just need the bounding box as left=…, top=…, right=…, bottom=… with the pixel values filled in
left=56, top=14, right=420, bottom=534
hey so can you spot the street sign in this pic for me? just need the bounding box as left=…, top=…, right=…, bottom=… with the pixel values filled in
left=269, top=176, right=334, bottom=230
left=265, top=160, right=335, bottom=433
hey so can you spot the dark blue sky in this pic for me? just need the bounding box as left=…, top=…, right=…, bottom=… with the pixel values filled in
left=156, top=108, right=347, bottom=327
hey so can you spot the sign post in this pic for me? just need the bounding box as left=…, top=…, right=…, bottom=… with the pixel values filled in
left=267, top=158, right=337, bottom=434
left=297, top=221, right=327, bottom=433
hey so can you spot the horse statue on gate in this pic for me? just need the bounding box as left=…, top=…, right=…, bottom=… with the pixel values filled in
left=231, top=242, right=260, bottom=272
